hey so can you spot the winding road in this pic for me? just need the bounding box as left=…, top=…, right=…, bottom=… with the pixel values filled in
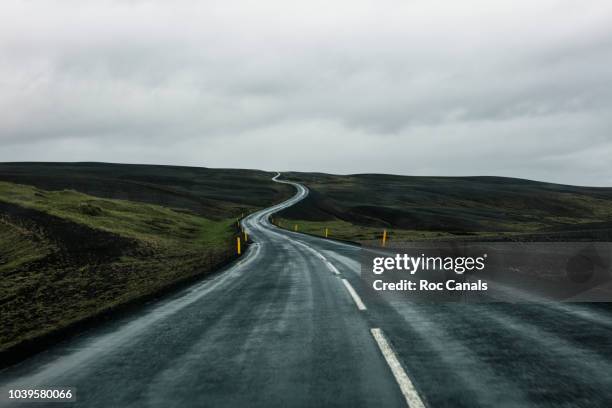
left=2, top=174, right=612, bottom=407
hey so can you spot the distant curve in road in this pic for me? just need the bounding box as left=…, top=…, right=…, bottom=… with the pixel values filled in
left=2, top=173, right=612, bottom=407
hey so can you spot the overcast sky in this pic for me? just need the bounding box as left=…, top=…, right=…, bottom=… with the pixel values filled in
left=1, top=0, right=612, bottom=186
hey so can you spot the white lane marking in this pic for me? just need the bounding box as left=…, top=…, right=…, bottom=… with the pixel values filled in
left=371, top=328, right=426, bottom=408
left=326, top=261, right=340, bottom=275
left=277, top=233, right=343, bottom=277
left=341, top=279, right=367, bottom=310
left=292, top=240, right=331, bottom=263
left=323, top=252, right=360, bottom=275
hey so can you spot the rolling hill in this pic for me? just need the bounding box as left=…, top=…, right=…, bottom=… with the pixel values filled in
left=276, top=173, right=612, bottom=243
left=0, top=162, right=293, bottom=365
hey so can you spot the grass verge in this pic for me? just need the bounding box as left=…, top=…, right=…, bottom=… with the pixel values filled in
left=0, top=181, right=243, bottom=364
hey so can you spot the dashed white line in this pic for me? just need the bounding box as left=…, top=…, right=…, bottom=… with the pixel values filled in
left=326, top=261, right=340, bottom=275
left=264, top=175, right=425, bottom=406
left=341, top=279, right=367, bottom=310
left=371, top=328, right=426, bottom=408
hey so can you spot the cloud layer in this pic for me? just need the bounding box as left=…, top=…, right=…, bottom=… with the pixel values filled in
left=1, top=0, right=612, bottom=185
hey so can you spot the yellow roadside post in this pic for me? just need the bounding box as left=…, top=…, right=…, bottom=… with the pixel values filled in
left=382, top=229, right=387, bottom=247
left=325, top=228, right=329, bottom=238
left=294, top=224, right=298, bottom=232
left=237, top=236, right=241, bottom=255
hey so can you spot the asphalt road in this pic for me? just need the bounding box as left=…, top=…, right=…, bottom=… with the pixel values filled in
left=2, top=174, right=612, bottom=407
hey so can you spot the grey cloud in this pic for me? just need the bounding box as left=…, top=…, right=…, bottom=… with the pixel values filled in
left=1, top=0, right=612, bottom=185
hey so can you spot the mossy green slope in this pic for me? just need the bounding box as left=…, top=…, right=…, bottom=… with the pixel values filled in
left=0, top=181, right=238, bottom=355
